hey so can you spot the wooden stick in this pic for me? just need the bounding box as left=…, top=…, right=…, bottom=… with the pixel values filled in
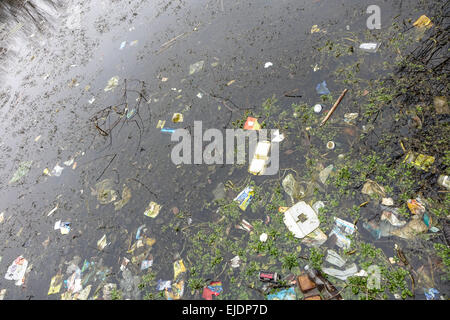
left=320, top=89, right=348, bottom=126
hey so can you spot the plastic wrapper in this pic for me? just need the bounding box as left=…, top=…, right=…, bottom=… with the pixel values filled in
left=4, top=256, right=28, bottom=286
left=328, top=218, right=356, bottom=249
left=202, top=281, right=223, bottom=300
left=144, top=201, right=161, bottom=218
left=234, top=186, right=254, bottom=211
left=322, top=263, right=358, bottom=281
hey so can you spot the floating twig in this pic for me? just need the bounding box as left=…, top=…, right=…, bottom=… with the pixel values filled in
left=320, top=89, right=348, bottom=126
left=95, top=154, right=117, bottom=181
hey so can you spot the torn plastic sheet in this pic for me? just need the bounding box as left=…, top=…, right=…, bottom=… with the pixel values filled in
left=5, top=256, right=28, bottom=286
left=319, top=165, right=334, bottom=184
left=51, top=164, right=64, bottom=177
left=9, top=161, right=32, bottom=184
left=301, top=228, right=327, bottom=247
left=322, top=263, right=358, bottom=281
left=93, top=179, right=118, bottom=204
left=65, top=270, right=82, bottom=293
left=325, top=250, right=347, bottom=268
left=316, top=81, right=330, bottom=95
left=380, top=211, right=406, bottom=227
left=329, top=218, right=356, bottom=249
left=189, top=61, right=204, bottom=75
left=114, top=185, right=132, bottom=211
left=361, top=180, right=386, bottom=197
left=282, top=174, right=303, bottom=202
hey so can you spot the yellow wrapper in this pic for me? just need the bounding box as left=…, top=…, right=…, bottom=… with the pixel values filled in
left=48, top=274, right=62, bottom=295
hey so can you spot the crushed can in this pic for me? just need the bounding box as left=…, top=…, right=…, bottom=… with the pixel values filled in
left=259, top=271, right=279, bottom=283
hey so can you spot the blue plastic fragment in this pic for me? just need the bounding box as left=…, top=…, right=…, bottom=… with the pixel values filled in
left=316, top=81, right=330, bottom=95
left=424, top=288, right=439, bottom=300
left=267, top=287, right=296, bottom=300
left=161, top=128, right=175, bottom=133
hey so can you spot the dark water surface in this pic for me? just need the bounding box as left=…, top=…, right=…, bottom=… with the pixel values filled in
left=0, top=0, right=447, bottom=300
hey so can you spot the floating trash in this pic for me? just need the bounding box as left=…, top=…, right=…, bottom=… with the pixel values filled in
left=234, top=186, right=254, bottom=211
left=313, top=104, right=323, bottom=113
left=326, top=141, right=335, bottom=150
left=5, top=256, right=28, bottom=286
left=202, top=281, right=223, bottom=300
left=54, top=220, right=71, bottom=235
left=173, top=259, right=186, bottom=280
left=48, top=274, right=63, bottom=295
left=264, top=62, right=273, bottom=68
left=328, top=218, right=356, bottom=249
left=259, top=233, right=268, bottom=242
left=144, top=201, right=161, bottom=218
left=9, top=161, right=32, bottom=184
left=51, top=164, right=64, bottom=177
left=283, top=201, right=320, bottom=239
left=230, top=256, right=241, bottom=268
left=97, top=234, right=108, bottom=250
left=157, top=120, right=166, bottom=129
left=189, top=60, right=204, bottom=75
left=271, top=129, right=285, bottom=142
left=114, top=185, right=132, bottom=211
left=104, top=76, right=119, bottom=92
left=243, top=117, right=261, bottom=130
left=413, top=15, right=432, bottom=28
left=237, top=219, right=253, bottom=232
left=92, top=179, right=118, bottom=204
left=316, top=81, right=330, bottom=95
left=361, top=180, right=386, bottom=197
left=322, top=263, right=358, bottom=281
left=344, top=112, right=359, bottom=124
left=359, top=43, right=380, bottom=52
left=172, top=113, right=184, bottom=123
